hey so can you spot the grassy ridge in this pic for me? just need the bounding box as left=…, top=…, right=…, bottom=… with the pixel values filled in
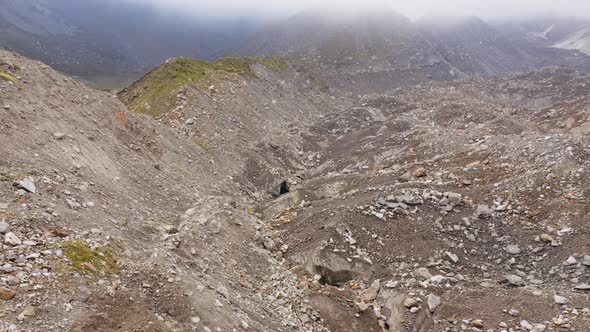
left=118, top=57, right=288, bottom=116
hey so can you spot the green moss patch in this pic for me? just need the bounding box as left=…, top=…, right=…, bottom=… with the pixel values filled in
left=0, top=71, right=19, bottom=83
left=63, top=240, right=118, bottom=276
left=191, top=136, right=210, bottom=152
left=118, top=57, right=288, bottom=117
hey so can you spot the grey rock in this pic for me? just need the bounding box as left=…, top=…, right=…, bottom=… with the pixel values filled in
left=0, top=221, right=10, bottom=234
left=427, top=294, right=441, bottom=312
left=446, top=192, right=462, bottom=204
left=582, top=255, right=590, bottom=266
left=506, top=244, right=521, bottom=255
left=4, top=232, right=21, bottom=246
left=565, top=256, right=577, bottom=265
left=379, top=290, right=405, bottom=332
left=413, top=267, right=433, bottom=281
left=263, top=237, right=275, bottom=250
left=0, top=202, right=8, bottom=210
left=53, top=132, right=66, bottom=139
left=574, top=283, right=590, bottom=291
left=17, top=178, right=36, bottom=193
left=503, top=274, right=526, bottom=287
left=445, top=251, right=459, bottom=263
left=520, top=320, right=533, bottom=330
left=553, top=294, right=569, bottom=304
left=475, top=204, right=493, bottom=219
left=403, top=297, right=418, bottom=308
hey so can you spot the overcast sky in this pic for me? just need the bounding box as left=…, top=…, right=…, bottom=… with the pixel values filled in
left=123, top=0, right=590, bottom=19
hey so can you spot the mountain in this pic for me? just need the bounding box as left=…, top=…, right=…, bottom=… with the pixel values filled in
left=417, top=16, right=536, bottom=75
left=2, top=1, right=590, bottom=90
left=0, top=0, right=261, bottom=88
left=553, top=27, right=590, bottom=55
left=234, top=10, right=590, bottom=93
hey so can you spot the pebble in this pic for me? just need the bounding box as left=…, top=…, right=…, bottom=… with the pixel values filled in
left=17, top=305, right=35, bottom=321
left=427, top=294, right=441, bottom=312
left=445, top=251, right=459, bottom=263
left=4, top=232, right=21, bottom=246
left=520, top=320, right=533, bottom=330
left=0, top=287, right=16, bottom=300
left=0, top=221, right=10, bottom=234
left=471, top=319, right=484, bottom=328
left=503, top=274, right=526, bottom=287
left=413, top=168, right=427, bottom=178
left=475, top=204, right=493, bottom=219
left=413, top=267, right=432, bottom=280
left=403, top=297, right=418, bottom=308
left=565, top=256, right=577, bottom=265
left=53, top=132, right=66, bottom=139
left=554, top=295, right=569, bottom=304
left=509, top=309, right=520, bottom=316
left=505, top=244, right=521, bottom=255
left=17, top=178, right=36, bottom=193
left=360, top=279, right=380, bottom=303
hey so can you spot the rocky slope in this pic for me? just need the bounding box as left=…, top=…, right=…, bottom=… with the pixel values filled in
left=0, top=50, right=335, bottom=331
left=1, top=45, right=590, bottom=332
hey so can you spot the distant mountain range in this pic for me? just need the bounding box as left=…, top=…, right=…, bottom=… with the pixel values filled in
left=1, top=0, right=589, bottom=89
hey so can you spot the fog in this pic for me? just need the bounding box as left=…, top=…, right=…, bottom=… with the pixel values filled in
left=123, top=0, right=590, bottom=19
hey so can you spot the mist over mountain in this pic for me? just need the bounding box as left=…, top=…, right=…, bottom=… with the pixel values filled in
left=1, top=0, right=589, bottom=90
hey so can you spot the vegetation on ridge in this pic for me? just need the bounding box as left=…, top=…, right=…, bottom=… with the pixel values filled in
left=118, top=57, right=289, bottom=116
left=0, top=71, right=19, bottom=83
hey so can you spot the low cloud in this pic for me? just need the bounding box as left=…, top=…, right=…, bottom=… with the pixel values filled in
left=122, top=0, right=590, bottom=19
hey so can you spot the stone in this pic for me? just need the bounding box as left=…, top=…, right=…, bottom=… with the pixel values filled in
left=360, top=279, right=381, bottom=303
left=565, top=256, right=577, bottom=265
left=574, top=283, right=590, bottom=291
left=520, top=320, right=533, bottom=330
left=17, top=178, right=36, bottom=193
left=503, top=274, right=526, bottom=287
left=446, top=192, right=462, bottom=204
left=17, top=305, right=35, bottom=321
left=471, top=319, right=484, bottom=328
left=509, top=309, right=520, bottom=316
left=53, top=132, right=66, bottom=139
left=413, top=167, right=427, bottom=178
left=0, top=287, right=16, bottom=300
left=263, top=237, right=275, bottom=250
left=0, top=202, right=8, bottom=210
left=445, top=251, right=459, bottom=264
left=379, top=291, right=405, bottom=332
left=427, top=294, right=441, bottom=312
left=553, top=295, right=569, bottom=304
left=539, top=234, right=554, bottom=243
left=4, top=232, right=21, bottom=246
left=505, top=244, right=521, bottom=255
left=413, top=267, right=433, bottom=281
left=163, top=225, right=179, bottom=234
left=403, top=297, right=418, bottom=308
left=582, top=255, right=590, bottom=266
left=0, top=221, right=10, bottom=234
left=475, top=204, right=493, bottom=219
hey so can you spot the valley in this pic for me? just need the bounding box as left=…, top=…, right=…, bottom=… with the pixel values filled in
left=0, top=4, right=590, bottom=332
